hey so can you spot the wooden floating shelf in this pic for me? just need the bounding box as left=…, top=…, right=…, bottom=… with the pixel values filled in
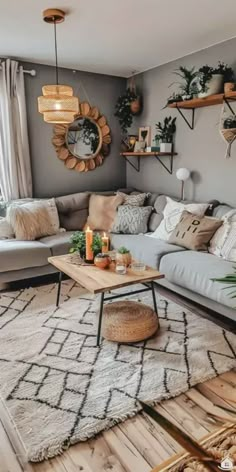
left=121, top=151, right=177, bottom=174
left=121, top=152, right=177, bottom=156
left=168, top=91, right=236, bottom=110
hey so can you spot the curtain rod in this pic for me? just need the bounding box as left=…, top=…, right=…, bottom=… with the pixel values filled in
left=0, top=65, right=36, bottom=76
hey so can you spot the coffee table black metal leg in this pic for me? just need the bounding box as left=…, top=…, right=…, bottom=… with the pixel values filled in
left=97, top=292, right=105, bottom=346
left=151, top=281, right=158, bottom=315
left=56, top=271, right=62, bottom=307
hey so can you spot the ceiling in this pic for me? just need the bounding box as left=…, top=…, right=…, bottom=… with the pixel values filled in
left=1, top=0, right=236, bottom=77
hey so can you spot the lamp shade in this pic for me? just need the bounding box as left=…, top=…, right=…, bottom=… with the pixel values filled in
left=38, top=85, right=79, bottom=124
left=176, top=167, right=190, bottom=182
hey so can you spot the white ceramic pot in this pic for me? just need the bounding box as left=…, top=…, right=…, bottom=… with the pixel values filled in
left=198, top=74, right=223, bottom=98
left=160, top=142, right=172, bottom=153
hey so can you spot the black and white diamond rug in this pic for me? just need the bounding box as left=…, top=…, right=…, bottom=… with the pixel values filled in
left=0, top=280, right=235, bottom=462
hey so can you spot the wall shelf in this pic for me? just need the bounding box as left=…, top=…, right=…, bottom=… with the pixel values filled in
left=121, top=151, right=177, bottom=174
left=168, top=91, right=236, bottom=130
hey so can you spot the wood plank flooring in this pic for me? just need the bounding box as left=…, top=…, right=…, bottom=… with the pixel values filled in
left=1, top=370, right=236, bottom=472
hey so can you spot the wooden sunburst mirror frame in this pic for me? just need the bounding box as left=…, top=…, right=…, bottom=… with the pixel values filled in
left=52, top=101, right=111, bottom=172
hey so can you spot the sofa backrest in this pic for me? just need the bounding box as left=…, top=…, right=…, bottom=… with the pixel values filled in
left=55, top=188, right=135, bottom=231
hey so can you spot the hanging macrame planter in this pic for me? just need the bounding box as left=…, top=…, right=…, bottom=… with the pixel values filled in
left=219, top=104, right=236, bottom=158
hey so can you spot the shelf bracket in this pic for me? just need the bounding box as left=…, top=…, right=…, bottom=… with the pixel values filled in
left=223, top=96, right=236, bottom=117
left=176, top=104, right=195, bottom=130
left=154, top=154, right=174, bottom=175
left=123, top=156, right=140, bottom=172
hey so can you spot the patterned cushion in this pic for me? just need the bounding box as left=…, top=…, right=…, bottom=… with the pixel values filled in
left=117, top=192, right=149, bottom=207
left=169, top=211, right=222, bottom=251
left=112, top=206, right=152, bottom=234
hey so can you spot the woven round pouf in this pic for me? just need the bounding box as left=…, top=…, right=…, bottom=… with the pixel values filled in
left=102, top=301, right=159, bottom=343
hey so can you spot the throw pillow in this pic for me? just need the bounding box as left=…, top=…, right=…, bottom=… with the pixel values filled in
left=86, top=194, right=124, bottom=231
left=209, top=209, right=236, bottom=261
left=117, top=191, right=148, bottom=207
left=7, top=200, right=60, bottom=241
left=150, top=197, right=209, bottom=241
left=112, top=206, right=152, bottom=234
left=0, top=217, right=14, bottom=239
left=169, top=211, right=223, bottom=251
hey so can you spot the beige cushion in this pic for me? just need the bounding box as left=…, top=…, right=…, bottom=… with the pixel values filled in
left=0, top=217, right=14, bottom=239
left=86, top=194, right=124, bottom=231
left=169, top=211, right=223, bottom=250
left=150, top=197, right=209, bottom=242
left=7, top=200, right=60, bottom=241
left=117, top=191, right=148, bottom=207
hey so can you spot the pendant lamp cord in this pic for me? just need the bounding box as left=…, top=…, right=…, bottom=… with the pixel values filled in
left=53, top=18, right=59, bottom=85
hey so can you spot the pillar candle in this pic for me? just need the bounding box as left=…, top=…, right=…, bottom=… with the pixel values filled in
left=102, top=232, right=109, bottom=253
left=85, top=227, right=94, bottom=261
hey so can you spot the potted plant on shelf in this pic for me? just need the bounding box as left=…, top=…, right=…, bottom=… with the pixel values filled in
left=116, top=246, right=132, bottom=267
left=155, top=116, right=176, bottom=153
left=169, top=66, right=198, bottom=101
left=197, top=62, right=234, bottom=98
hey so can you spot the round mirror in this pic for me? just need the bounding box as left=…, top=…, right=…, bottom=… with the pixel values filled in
left=66, top=117, right=102, bottom=159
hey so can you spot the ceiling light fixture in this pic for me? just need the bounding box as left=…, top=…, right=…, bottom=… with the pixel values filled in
left=38, top=8, right=79, bottom=124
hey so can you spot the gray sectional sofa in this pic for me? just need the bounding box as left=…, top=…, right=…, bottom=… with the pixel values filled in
left=0, top=189, right=236, bottom=323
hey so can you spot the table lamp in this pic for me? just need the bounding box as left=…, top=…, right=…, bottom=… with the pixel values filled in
left=176, top=168, right=190, bottom=200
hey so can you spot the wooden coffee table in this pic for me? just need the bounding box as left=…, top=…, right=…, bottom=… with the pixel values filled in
left=48, top=255, right=165, bottom=346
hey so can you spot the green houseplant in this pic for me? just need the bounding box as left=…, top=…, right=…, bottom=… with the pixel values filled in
left=69, top=231, right=102, bottom=258
left=169, top=66, right=198, bottom=100
left=115, top=87, right=141, bottom=135
left=155, top=116, right=176, bottom=153
left=116, top=246, right=132, bottom=267
left=212, top=268, right=236, bottom=302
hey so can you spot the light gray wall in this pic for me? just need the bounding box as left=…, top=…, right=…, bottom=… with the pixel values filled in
left=127, top=38, right=236, bottom=206
left=23, top=62, right=126, bottom=198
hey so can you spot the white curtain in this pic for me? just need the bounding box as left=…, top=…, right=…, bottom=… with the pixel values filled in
left=0, top=59, right=32, bottom=201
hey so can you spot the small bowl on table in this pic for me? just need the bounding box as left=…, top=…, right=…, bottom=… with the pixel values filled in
left=94, top=253, right=111, bottom=270
left=130, top=262, right=146, bottom=275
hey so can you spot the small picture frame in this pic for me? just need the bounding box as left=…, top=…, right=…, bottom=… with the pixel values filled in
left=138, top=126, right=151, bottom=147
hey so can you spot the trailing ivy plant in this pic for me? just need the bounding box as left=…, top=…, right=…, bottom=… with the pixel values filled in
left=114, top=87, right=138, bottom=134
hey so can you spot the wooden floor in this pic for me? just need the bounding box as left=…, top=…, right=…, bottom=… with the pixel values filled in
left=1, top=370, right=236, bottom=472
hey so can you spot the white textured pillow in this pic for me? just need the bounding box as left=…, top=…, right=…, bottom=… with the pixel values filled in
left=150, top=197, right=209, bottom=241
left=7, top=199, right=60, bottom=241
left=209, top=209, right=236, bottom=261
left=0, top=217, right=14, bottom=239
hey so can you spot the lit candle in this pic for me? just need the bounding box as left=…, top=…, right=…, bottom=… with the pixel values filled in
left=102, top=232, right=109, bottom=253
left=85, top=227, right=94, bottom=261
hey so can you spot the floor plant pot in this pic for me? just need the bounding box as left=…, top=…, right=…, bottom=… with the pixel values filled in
left=198, top=74, right=223, bottom=98
left=160, top=142, right=172, bottom=153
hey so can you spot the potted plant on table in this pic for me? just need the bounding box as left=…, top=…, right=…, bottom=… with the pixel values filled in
left=116, top=246, right=132, bottom=267
left=155, top=116, right=176, bottom=153
left=69, top=231, right=102, bottom=258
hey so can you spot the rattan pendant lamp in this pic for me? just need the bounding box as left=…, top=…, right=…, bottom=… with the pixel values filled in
left=38, top=8, right=79, bottom=124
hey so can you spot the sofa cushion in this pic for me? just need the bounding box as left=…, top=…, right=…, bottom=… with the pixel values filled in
left=213, top=203, right=235, bottom=219
left=39, top=231, right=74, bottom=256
left=160, top=250, right=236, bottom=309
left=110, top=233, right=185, bottom=268
left=0, top=240, right=51, bottom=272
